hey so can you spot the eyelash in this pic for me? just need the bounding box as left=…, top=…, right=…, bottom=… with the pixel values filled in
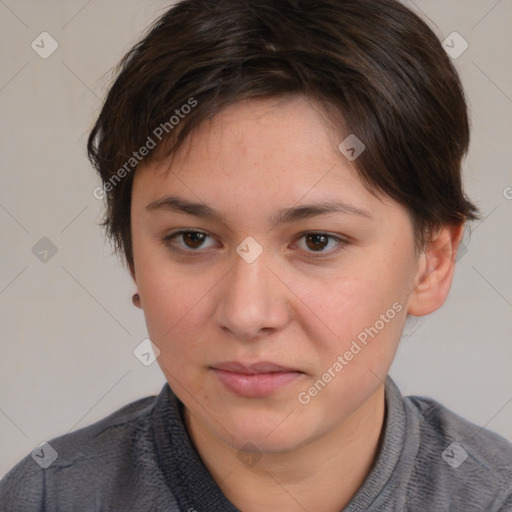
left=160, top=229, right=348, bottom=259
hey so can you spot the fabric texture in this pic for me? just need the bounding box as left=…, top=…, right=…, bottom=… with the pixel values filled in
left=1, top=376, right=511, bottom=511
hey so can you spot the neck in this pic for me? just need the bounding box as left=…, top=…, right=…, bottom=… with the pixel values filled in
left=184, top=384, right=386, bottom=512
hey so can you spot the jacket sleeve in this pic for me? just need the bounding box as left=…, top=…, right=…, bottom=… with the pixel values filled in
left=0, top=454, right=46, bottom=512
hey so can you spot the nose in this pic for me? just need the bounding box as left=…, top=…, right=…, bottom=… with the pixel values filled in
left=214, top=247, right=291, bottom=341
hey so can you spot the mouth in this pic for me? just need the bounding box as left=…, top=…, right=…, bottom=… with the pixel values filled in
left=211, top=361, right=305, bottom=397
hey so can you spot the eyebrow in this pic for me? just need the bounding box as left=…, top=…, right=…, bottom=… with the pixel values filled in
left=145, top=195, right=373, bottom=225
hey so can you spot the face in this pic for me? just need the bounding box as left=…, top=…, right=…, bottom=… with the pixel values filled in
left=131, top=95, right=422, bottom=453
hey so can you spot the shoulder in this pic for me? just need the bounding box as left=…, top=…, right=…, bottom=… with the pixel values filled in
left=0, top=392, right=159, bottom=511
left=406, top=392, right=512, bottom=467
left=50, top=392, right=158, bottom=457
left=404, top=391, right=512, bottom=508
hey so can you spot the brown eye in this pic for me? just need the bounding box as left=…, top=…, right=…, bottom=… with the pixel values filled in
left=305, top=233, right=329, bottom=251
left=182, top=231, right=206, bottom=249
left=295, top=232, right=346, bottom=257
left=162, top=230, right=216, bottom=252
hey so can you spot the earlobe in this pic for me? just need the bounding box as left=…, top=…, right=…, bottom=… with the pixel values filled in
left=129, top=263, right=142, bottom=309
left=132, top=292, right=142, bottom=308
left=407, top=224, right=464, bottom=317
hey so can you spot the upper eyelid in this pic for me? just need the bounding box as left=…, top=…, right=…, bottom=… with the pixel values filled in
left=164, top=229, right=217, bottom=245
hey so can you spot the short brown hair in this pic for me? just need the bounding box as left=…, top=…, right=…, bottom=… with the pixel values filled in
left=87, top=0, right=480, bottom=273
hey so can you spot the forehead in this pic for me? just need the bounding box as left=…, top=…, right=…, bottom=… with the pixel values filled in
left=134, top=96, right=374, bottom=204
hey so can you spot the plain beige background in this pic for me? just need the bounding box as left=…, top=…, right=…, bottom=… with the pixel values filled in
left=0, top=0, right=511, bottom=478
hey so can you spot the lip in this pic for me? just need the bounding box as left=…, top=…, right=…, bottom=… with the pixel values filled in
left=211, top=361, right=304, bottom=397
left=213, top=361, right=299, bottom=374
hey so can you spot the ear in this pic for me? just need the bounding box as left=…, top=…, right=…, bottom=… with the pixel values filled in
left=407, top=223, right=465, bottom=317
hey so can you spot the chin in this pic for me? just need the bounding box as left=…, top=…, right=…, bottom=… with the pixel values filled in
left=212, top=408, right=317, bottom=454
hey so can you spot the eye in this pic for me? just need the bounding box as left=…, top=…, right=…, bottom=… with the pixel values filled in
left=161, top=230, right=217, bottom=251
left=161, top=230, right=347, bottom=257
left=295, top=232, right=346, bottom=256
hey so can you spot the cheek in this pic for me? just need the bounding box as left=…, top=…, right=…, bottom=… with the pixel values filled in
left=135, top=253, right=216, bottom=367
left=300, top=271, right=402, bottom=342
left=295, top=261, right=410, bottom=381
left=141, top=280, right=209, bottom=392
left=135, top=241, right=184, bottom=319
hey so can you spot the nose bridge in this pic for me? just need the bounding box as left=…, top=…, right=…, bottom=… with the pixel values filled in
left=215, top=242, right=288, bottom=338
left=233, top=246, right=271, bottom=297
